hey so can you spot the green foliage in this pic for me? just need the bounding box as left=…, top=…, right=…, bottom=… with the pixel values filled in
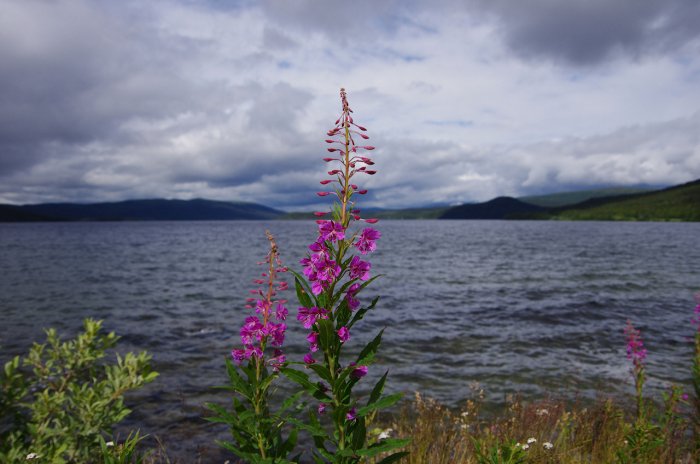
left=0, top=318, right=157, bottom=463
left=283, top=273, right=408, bottom=464
left=472, top=439, right=526, bottom=464
left=207, top=358, right=304, bottom=464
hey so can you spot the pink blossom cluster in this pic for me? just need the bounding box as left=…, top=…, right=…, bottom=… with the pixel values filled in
left=232, top=232, right=288, bottom=372
left=314, top=88, right=378, bottom=225
left=624, top=320, right=647, bottom=370
left=692, top=292, right=700, bottom=332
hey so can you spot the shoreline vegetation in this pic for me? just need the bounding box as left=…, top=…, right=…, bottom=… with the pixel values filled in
left=3, top=319, right=700, bottom=463
left=1, top=178, right=699, bottom=223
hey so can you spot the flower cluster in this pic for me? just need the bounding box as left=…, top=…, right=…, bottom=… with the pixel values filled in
left=315, top=88, right=378, bottom=225
left=624, top=320, right=647, bottom=370
left=692, top=292, right=700, bottom=332
left=231, top=231, right=288, bottom=371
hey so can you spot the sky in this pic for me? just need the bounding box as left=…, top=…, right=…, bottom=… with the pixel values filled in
left=1, top=0, right=699, bottom=210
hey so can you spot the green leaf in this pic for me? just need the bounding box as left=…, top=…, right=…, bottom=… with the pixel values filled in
left=356, top=439, right=412, bottom=458
left=280, top=368, right=331, bottom=401
left=294, top=275, right=314, bottom=308
left=349, top=296, right=380, bottom=329
left=335, top=299, right=352, bottom=328
left=352, top=415, right=367, bottom=450
left=376, top=451, right=411, bottom=464
left=356, top=329, right=384, bottom=366
left=357, top=393, right=402, bottom=417
left=308, top=363, right=333, bottom=385
left=316, top=318, right=336, bottom=353
left=225, top=358, right=253, bottom=399
left=367, top=371, right=388, bottom=407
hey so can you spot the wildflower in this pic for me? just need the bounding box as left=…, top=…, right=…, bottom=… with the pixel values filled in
left=307, top=331, right=319, bottom=352
left=535, top=408, right=549, bottom=416
left=346, top=407, right=357, bottom=421
left=346, top=283, right=361, bottom=310
left=275, top=303, right=288, bottom=321
left=338, top=326, right=350, bottom=343
left=351, top=365, right=368, bottom=379
left=527, top=437, right=537, bottom=444
left=624, top=320, right=647, bottom=369
left=106, top=441, right=114, bottom=447
left=297, top=306, right=330, bottom=329
left=318, top=403, right=326, bottom=414
left=318, top=220, right=345, bottom=242
left=543, top=442, right=554, bottom=450
left=354, top=228, right=381, bottom=254
left=26, top=453, right=40, bottom=460
left=268, top=350, right=286, bottom=372
left=304, top=353, right=316, bottom=364
left=348, top=256, right=371, bottom=281
left=378, top=428, right=393, bottom=440
left=521, top=444, right=529, bottom=450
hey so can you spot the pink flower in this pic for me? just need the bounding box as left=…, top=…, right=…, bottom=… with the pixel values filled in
left=304, top=353, right=316, bottom=364
left=348, top=256, right=371, bottom=281
left=351, top=365, right=368, bottom=379
left=307, top=331, right=319, bottom=352
left=624, top=320, right=647, bottom=369
left=354, top=228, right=381, bottom=254
left=337, top=326, right=350, bottom=343
left=297, top=306, right=329, bottom=329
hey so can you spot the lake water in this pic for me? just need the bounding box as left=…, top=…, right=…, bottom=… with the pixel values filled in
left=1, top=220, right=698, bottom=459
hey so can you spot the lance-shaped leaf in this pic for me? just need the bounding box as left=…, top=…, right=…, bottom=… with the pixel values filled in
left=357, top=393, right=402, bottom=417
left=294, top=275, right=314, bottom=309
left=348, top=296, right=380, bottom=329
left=281, top=368, right=331, bottom=401
left=356, top=328, right=384, bottom=366
left=367, top=371, right=389, bottom=407
left=356, top=439, right=412, bottom=458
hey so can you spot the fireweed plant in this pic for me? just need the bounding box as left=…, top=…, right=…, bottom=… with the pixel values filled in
left=624, top=320, right=647, bottom=421
left=280, top=88, right=409, bottom=463
left=208, top=231, right=303, bottom=463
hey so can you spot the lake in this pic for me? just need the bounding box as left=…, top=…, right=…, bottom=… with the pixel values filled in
left=1, top=219, right=698, bottom=459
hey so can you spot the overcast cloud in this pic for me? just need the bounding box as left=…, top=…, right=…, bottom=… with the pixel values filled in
left=1, top=0, right=699, bottom=209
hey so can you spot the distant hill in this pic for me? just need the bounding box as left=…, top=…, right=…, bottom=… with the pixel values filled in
left=0, top=199, right=284, bottom=222
left=440, top=197, right=547, bottom=220
left=519, top=186, right=656, bottom=208
left=282, top=206, right=448, bottom=220
left=550, top=179, right=700, bottom=221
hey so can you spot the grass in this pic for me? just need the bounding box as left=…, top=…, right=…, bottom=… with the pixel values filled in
left=371, top=388, right=698, bottom=464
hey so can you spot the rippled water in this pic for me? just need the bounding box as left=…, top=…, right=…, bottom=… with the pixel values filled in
left=1, top=220, right=698, bottom=459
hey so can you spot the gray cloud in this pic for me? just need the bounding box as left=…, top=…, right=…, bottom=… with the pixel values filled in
left=0, top=0, right=698, bottom=209
left=468, top=0, right=700, bottom=65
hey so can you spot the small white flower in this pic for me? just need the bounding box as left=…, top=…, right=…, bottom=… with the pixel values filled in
left=515, top=442, right=521, bottom=447
left=521, top=444, right=529, bottom=450
left=26, top=453, right=39, bottom=460
left=527, top=437, right=537, bottom=444
left=543, top=442, right=554, bottom=450
left=460, top=411, right=469, bottom=417
left=535, top=408, right=549, bottom=416
left=105, top=441, right=114, bottom=447
left=378, top=428, right=393, bottom=440
left=460, top=424, right=467, bottom=430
